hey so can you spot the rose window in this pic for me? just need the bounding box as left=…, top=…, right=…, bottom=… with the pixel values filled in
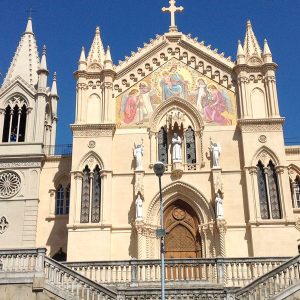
left=0, top=171, right=21, bottom=198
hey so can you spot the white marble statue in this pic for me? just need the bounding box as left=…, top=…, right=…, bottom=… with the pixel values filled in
left=172, top=133, right=182, bottom=162
left=215, top=193, right=224, bottom=219
left=210, top=140, right=221, bottom=168
left=133, top=143, right=144, bottom=170
left=135, top=194, right=143, bottom=220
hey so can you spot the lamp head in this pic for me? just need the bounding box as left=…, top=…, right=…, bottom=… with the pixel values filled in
left=154, top=161, right=165, bottom=177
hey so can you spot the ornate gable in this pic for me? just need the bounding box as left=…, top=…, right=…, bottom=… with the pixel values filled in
left=114, top=35, right=237, bottom=129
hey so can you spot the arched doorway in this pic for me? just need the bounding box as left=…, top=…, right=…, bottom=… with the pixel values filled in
left=164, top=200, right=201, bottom=258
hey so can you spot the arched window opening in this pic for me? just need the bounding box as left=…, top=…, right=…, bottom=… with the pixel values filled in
left=158, top=127, right=168, bottom=164
left=2, top=103, right=27, bottom=143
left=81, top=165, right=91, bottom=223
left=52, top=248, right=67, bottom=262
left=186, top=126, right=196, bottom=164
left=80, top=164, right=102, bottom=223
left=55, top=185, right=64, bottom=215
left=257, top=161, right=269, bottom=219
left=267, top=161, right=281, bottom=219
left=291, top=175, right=300, bottom=208
left=55, top=183, right=70, bottom=216
left=2, top=106, right=11, bottom=142
left=91, top=165, right=101, bottom=223
left=65, top=185, right=70, bottom=214
left=257, top=160, right=282, bottom=219
left=18, top=105, right=27, bottom=142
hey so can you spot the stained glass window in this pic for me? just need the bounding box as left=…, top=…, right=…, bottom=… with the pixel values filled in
left=158, top=127, right=168, bottom=164
left=257, top=161, right=269, bottom=219
left=80, top=165, right=91, bottom=223
left=267, top=161, right=281, bottom=219
left=91, top=165, right=101, bottom=223
left=55, top=185, right=64, bottom=215
left=186, top=126, right=196, bottom=164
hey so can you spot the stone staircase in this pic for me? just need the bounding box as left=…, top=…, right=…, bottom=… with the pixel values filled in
left=0, top=248, right=299, bottom=299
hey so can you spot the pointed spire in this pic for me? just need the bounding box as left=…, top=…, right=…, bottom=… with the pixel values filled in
left=78, top=46, right=87, bottom=71
left=39, top=45, right=48, bottom=72
left=104, top=46, right=114, bottom=70
left=50, top=72, right=58, bottom=97
left=3, top=18, right=40, bottom=86
left=25, top=17, right=33, bottom=34
left=87, top=26, right=106, bottom=67
left=236, top=40, right=246, bottom=64
left=243, top=20, right=262, bottom=58
left=263, top=38, right=273, bottom=63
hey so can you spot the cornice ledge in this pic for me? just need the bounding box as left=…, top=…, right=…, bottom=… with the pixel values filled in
left=238, top=118, right=285, bottom=126
left=71, top=123, right=116, bottom=137
left=285, top=146, right=300, bottom=155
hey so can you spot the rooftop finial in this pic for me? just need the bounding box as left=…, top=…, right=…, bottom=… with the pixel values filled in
left=162, top=0, right=184, bottom=32
left=96, top=26, right=100, bottom=34
left=25, top=16, right=33, bottom=34
left=42, top=45, right=46, bottom=56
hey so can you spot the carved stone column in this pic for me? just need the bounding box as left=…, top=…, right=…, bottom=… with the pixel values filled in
left=247, top=166, right=259, bottom=222
left=134, top=220, right=146, bottom=259
left=70, top=171, right=83, bottom=225
left=0, top=109, right=5, bottom=142
left=49, top=189, right=56, bottom=218
left=217, top=219, right=227, bottom=257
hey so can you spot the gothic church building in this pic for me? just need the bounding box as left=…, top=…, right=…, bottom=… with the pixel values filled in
left=0, top=4, right=300, bottom=265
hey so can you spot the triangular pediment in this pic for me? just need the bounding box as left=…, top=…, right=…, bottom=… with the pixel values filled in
left=0, top=77, right=37, bottom=107
left=114, top=32, right=236, bottom=99
left=115, top=57, right=237, bottom=129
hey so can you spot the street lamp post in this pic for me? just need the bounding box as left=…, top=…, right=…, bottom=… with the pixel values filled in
left=153, top=161, right=166, bottom=300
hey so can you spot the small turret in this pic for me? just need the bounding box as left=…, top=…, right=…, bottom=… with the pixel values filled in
left=236, top=40, right=245, bottom=64
left=37, top=45, right=49, bottom=89
left=104, top=46, right=113, bottom=70
left=87, top=26, right=106, bottom=68
left=243, top=20, right=262, bottom=59
left=263, top=39, right=273, bottom=63
left=50, top=72, right=58, bottom=98
left=78, top=47, right=87, bottom=71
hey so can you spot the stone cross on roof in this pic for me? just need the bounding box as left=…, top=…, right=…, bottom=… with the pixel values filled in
left=162, top=0, right=184, bottom=32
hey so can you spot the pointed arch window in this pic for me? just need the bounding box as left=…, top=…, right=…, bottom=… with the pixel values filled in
left=2, top=103, right=27, bottom=143
left=158, top=127, right=168, bottom=164
left=80, top=166, right=91, bottom=223
left=256, top=160, right=281, bottom=219
left=291, top=175, right=300, bottom=208
left=186, top=126, right=196, bottom=164
left=55, top=184, right=70, bottom=215
left=80, top=164, right=102, bottom=223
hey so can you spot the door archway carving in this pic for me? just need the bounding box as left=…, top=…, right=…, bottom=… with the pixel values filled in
left=164, top=200, right=201, bottom=258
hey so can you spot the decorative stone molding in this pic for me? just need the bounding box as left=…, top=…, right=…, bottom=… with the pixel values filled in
left=285, top=147, right=300, bottom=155
left=71, top=124, right=116, bottom=137
left=258, top=135, right=267, bottom=143
left=0, top=171, right=21, bottom=198
left=0, top=216, right=8, bottom=234
left=0, top=162, right=41, bottom=169
left=238, top=118, right=285, bottom=132
left=88, top=140, right=96, bottom=148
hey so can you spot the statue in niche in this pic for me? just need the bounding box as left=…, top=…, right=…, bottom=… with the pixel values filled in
left=172, top=133, right=182, bottom=162
left=135, top=194, right=143, bottom=220
left=215, top=192, right=224, bottom=219
left=133, top=142, right=144, bottom=171
left=210, top=140, right=221, bottom=168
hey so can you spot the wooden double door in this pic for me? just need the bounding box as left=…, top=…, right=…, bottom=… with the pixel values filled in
left=164, top=200, right=201, bottom=259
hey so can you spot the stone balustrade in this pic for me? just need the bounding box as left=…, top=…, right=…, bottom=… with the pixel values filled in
left=0, top=248, right=117, bottom=300
left=65, top=257, right=289, bottom=288
left=235, top=255, right=300, bottom=299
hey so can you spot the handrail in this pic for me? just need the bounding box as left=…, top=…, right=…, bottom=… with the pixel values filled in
left=236, top=254, right=300, bottom=299
left=44, top=257, right=117, bottom=298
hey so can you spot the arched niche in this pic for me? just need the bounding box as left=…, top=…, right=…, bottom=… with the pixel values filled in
left=250, top=88, right=267, bottom=118
left=87, top=94, right=102, bottom=124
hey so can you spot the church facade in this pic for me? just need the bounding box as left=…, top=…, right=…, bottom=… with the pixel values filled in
left=0, top=3, right=300, bottom=265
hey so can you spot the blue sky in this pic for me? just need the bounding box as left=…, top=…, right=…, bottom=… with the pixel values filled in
left=0, top=0, right=299, bottom=145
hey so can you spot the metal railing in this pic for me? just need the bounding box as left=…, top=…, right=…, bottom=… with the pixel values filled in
left=43, top=144, right=72, bottom=156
